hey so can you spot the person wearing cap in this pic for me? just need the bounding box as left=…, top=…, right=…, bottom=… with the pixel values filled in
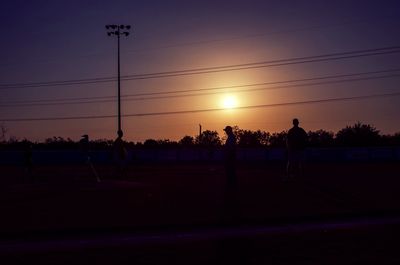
left=113, top=130, right=128, bottom=179
left=286, top=118, right=308, bottom=180
left=223, top=125, right=237, bottom=217
left=224, top=126, right=236, bottom=167
left=80, top=134, right=90, bottom=161
left=80, top=134, right=101, bottom=182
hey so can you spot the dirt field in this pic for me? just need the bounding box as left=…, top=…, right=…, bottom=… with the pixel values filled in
left=0, top=161, right=399, bottom=264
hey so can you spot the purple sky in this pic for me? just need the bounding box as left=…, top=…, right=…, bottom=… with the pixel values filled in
left=1, top=0, right=400, bottom=142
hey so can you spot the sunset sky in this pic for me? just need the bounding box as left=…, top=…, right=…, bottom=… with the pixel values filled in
left=1, top=1, right=400, bottom=142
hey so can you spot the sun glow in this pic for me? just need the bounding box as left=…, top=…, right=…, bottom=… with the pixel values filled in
left=221, top=95, right=238, bottom=109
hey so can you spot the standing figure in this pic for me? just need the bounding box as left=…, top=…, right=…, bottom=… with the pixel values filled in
left=223, top=126, right=237, bottom=219
left=224, top=126, right=237, bottom=187
left=113, top=130, right=128, bottom=179
left=286, top=118, right=308, bottom=180
left=80, top=134, right=100, bottom=182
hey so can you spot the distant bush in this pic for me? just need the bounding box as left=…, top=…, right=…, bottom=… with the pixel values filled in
left=308, top=130, right=334, bottom=147
left=195, top=130, right=222, bottom=146
left=335, top=122, right=380, bottom=147
left=1, top=122, right=399, bottom=150
left=268, top=131, right=287, bottom=147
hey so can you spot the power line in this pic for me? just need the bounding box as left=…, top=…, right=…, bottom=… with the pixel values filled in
left=1, top=14, right=395, bottom=70
left=122, top=15, right=397, bottom=54
left=1, top=45, right=400, bottom=89
left=1, top=69, right=400, bottom=107
left=2, top=91, right=400, bottom=122
left=126, top=73, right=400, bottom=102
left=3, top=68, right=400, bottom=104
left=119, top=49, right=400, bottom=81
left=11, top=69, right=400, bottom=103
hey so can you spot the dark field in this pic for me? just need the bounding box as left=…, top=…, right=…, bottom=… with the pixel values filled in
left=1, top=161, right=400, bottom=264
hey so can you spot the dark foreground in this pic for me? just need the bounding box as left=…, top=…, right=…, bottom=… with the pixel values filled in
left=0, top=161, right=399, bottom=264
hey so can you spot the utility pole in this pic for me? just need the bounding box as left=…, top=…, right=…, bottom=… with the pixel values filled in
left=106, top=24, right=131, bottom=137
left=198, top=124, right=202, bottom=144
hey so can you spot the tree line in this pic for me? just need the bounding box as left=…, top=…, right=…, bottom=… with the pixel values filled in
left=0, top=122, right=400, bottom=150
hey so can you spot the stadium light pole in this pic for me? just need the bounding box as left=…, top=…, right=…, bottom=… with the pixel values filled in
left=106, top=24, right=131, bottom=137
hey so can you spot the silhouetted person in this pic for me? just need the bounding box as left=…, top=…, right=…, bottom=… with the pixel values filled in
left=286, top=118, right=307, bottom=180
left=80, top=134, right=89, bottom=156
left=80, top=134, right=100, bottom=182
left=113, top=130, right=128, bottom=179
left=223, top=126, right=238, bottom=221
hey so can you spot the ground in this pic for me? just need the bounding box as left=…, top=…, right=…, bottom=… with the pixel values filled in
left=0, top=161, right=399, bottom=264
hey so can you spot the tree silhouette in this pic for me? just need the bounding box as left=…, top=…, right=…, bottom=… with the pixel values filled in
left=268, top=131, right=287, bottom=147
left=157, top=139, right=178, bottom=147
left=378, top=132, right=400, bottom=146
left=43, top=136, right=76, bottom=149
left=335, top=122, right=380, bottom=146
left=179, top=135, right=195, bottom=146
left=2, top=123, right=400, bottom=150
left=236, top=129, right=269, bottom=147
left=308, top=130, right=334, bottom=147
left=391, top=132, right=400, bottom=145
left=0, top=124, right=7, bottom=142
left=195, top=130, right=221, bottom=146
left=143, top=139, right=158, bottom=147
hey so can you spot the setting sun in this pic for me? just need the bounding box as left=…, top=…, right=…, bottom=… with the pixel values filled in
left=221, top=95, right=238, bottom=109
